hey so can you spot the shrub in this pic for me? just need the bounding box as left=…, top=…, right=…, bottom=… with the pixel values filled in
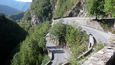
left=50, top=22, right=89, bottom=65
left=50, top=22, right=66, bottom=45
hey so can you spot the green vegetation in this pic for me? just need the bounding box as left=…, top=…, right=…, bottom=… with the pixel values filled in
left=11, top=0, right=52, bottom=65
left=18, top=0, right=52, bottom=32
left=11, top=22, right=50, bottom=65
left=17, top=11, right=32, bottom=32
left=86, top=0, right=115, bottom=18
left=104, top=0, right=115, bottom=17
left=50, top=22, right=66, bottom=45
left=0, top=14, right=27, bottom=65
left=94, top=42, right=104, bottom=52
left=50, top=22, right=88, bottom=65
left=30, top=0, right=52, bottom=21
left=8, top=0, right=114, bottom=65
left=53, top=0, right=78, bottom=18
left=65, top=25, right=88, bottom=65
left=86, top=0, right=105, bottom=18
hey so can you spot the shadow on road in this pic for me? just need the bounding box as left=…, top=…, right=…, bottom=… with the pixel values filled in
left=47, top=46, right=60, bottom=49
left=49, top=49, right=65, bottom=53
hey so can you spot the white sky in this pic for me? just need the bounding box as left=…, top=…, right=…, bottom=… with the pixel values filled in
left=15, top=0, right=32, bottom=2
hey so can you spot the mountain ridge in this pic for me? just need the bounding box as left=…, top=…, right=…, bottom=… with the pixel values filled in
left=0, top=0, right=31, bottom=11
left=0, top=5, right=21, bottom=16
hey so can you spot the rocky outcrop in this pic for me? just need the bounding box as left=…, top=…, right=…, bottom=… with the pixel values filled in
left=31, top=13, right=40, bottom=25
left=68, top=0, right=86, bottom=17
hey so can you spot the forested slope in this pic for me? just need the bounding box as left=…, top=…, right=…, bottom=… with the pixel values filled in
left=11, top=0, right=52, bottom=65
left=0, top=14, right=27, bottom=65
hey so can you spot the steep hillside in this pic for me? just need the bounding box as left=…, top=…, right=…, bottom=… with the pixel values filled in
left=11, top=0, right=52, bottom=65
left=53, top=0, right=79, bottom=18
left=18, top=0, right=52, bottom=31
left=53, top=0, right=115, bottom=18
left=11, top=22, right=50, bottom=65
left=0, top=14, right=27, bottom=65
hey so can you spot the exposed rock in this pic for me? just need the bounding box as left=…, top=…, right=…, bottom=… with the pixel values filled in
left=31, top=13, right=40, bottom=25
left=68, top=0, right=86, bottom=17
left=50, top=0, right=57, bottom=10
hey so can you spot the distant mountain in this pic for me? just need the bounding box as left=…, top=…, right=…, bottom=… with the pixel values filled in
left=0, top=5, right=21, bottom=16
left=10, top=12, right=24, bottom=21
left=0, top=0, right=31, bottom=11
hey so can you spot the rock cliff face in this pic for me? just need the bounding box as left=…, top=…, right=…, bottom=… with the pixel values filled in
left=68, top=0, right=86, bottom=17
left=31, top=13, right=40, bottom=25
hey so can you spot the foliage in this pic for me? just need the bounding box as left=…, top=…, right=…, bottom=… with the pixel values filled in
left=53, top=0, right=78, bottom=18
left=30, top=0, right=52, bottom=21
left=86, top=0, right=115, bottom=18
left=11, top=22, right=50, bottom=65
left=65, top=25, right=88, bottom=65
left=41, top=55, right=50, bottom=65
left=18, top=0, right=52, bottom=32
left=50, top=22, right=66, bottom=45
left=50, top=22, right=88, bottom=65
left=104, top=0, right=115, bottom=17
left=86, top=0, right=105, bottom=18
left=18, top=19, right=32, bottom=32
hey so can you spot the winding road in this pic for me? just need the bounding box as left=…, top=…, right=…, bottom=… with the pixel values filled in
left=46, top=17, right=115, bottom=65
left=53, top=17, right=112, bottom=44
left=46, top=33, right=70, bottom=65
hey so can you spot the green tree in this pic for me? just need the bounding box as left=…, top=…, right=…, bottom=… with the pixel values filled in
left=104, top=0, right=115, bottom=17
left=31, top=0, right=52, bottom=21
left=50, top=22, right=66, bottom=46
left=86, top=0, right=105, bottom=19
left=11, top=22, right=50, bottom=65
left=50, top=23, right=88, bottom=65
